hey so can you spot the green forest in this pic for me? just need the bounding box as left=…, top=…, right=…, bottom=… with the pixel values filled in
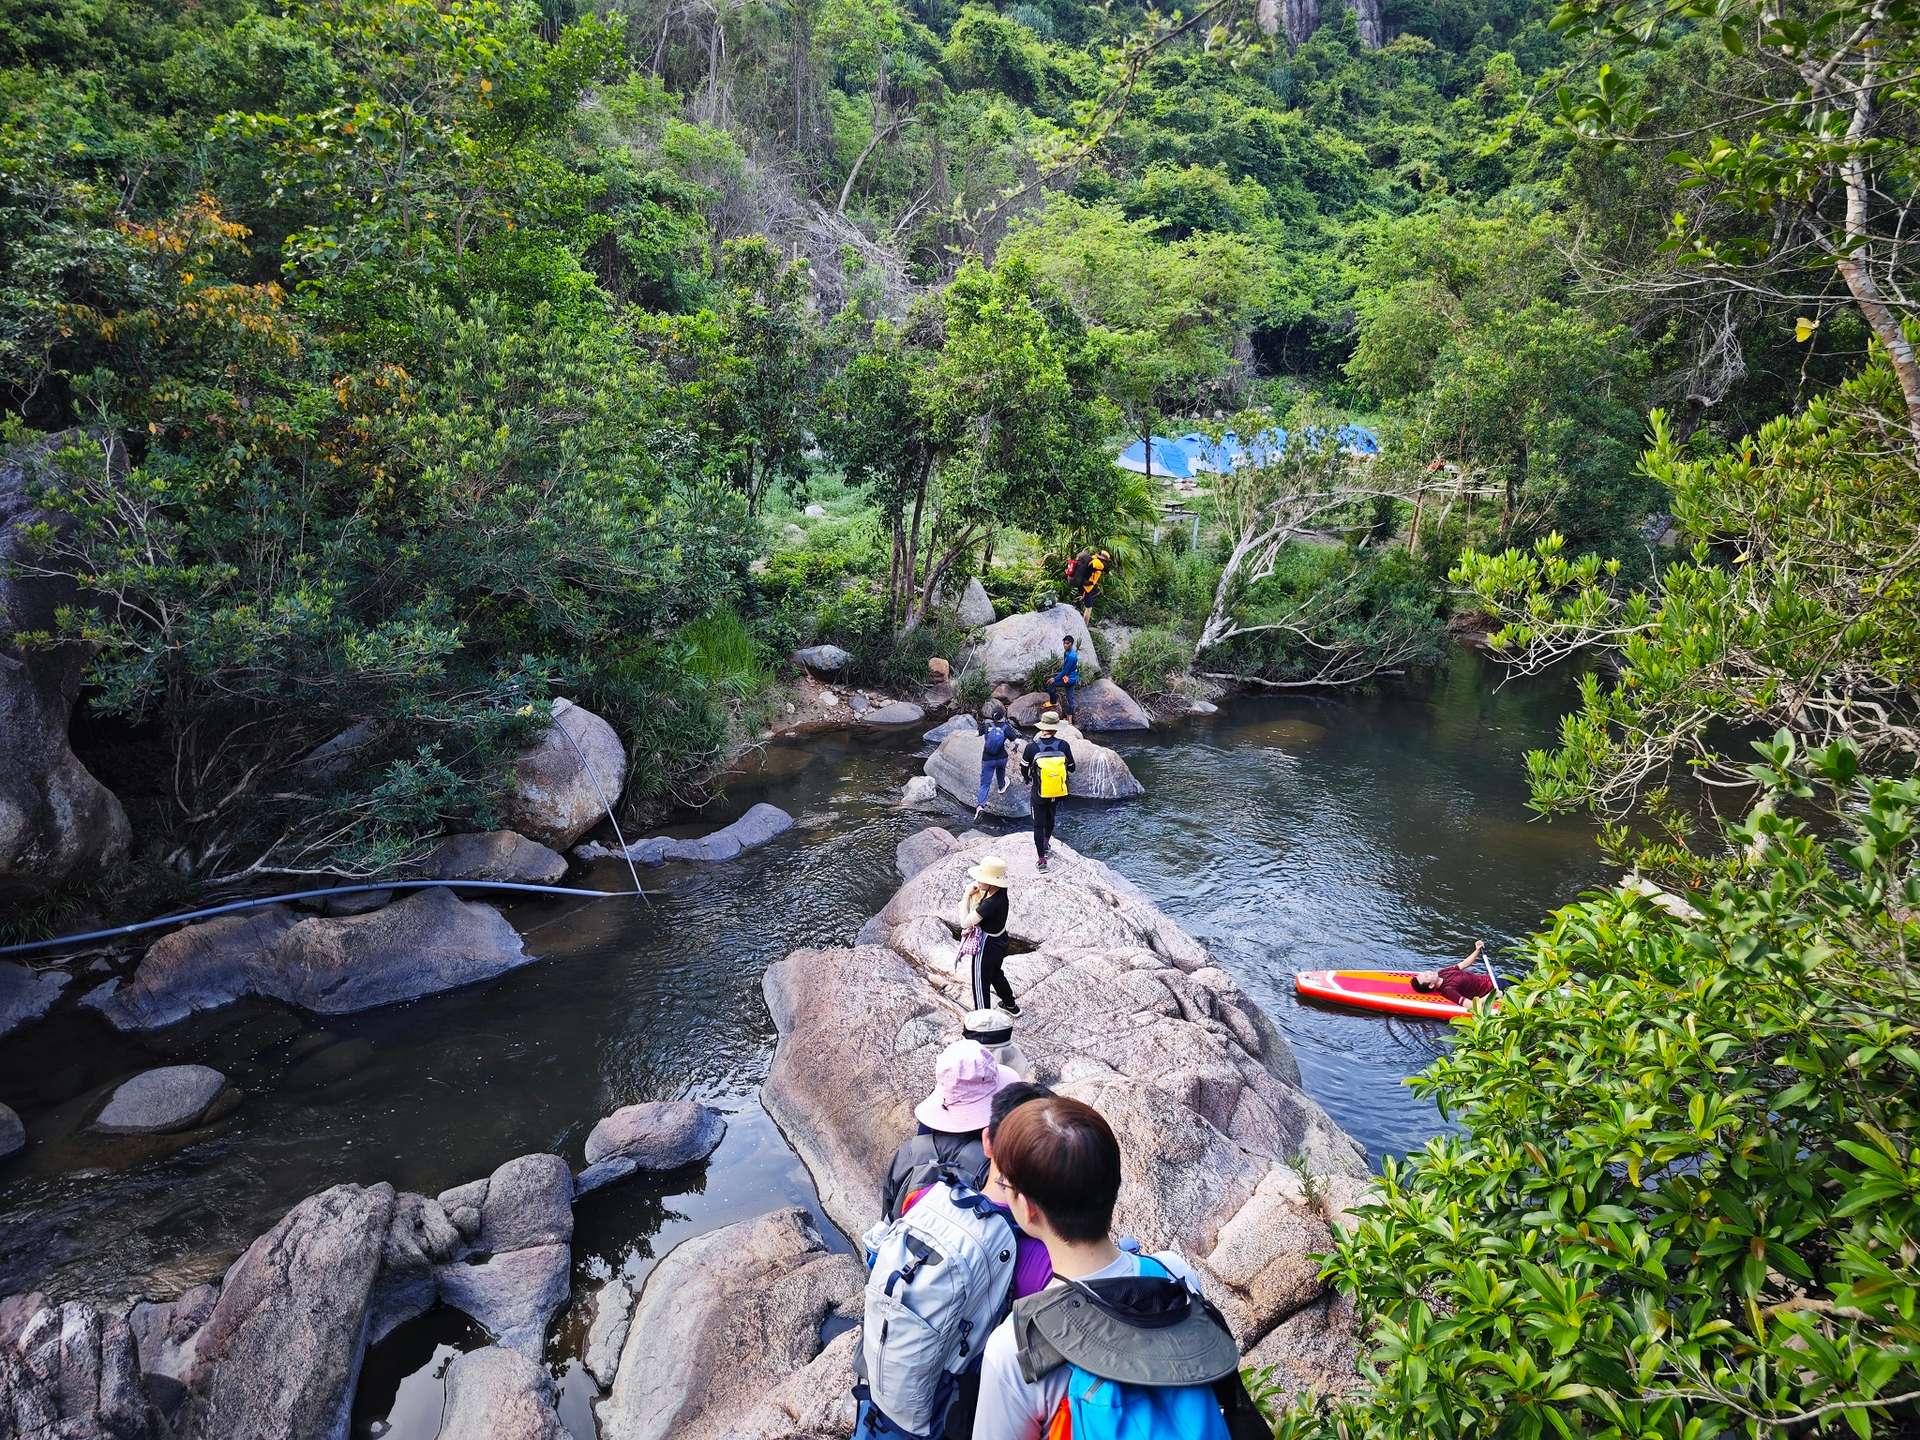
left=1, top=0, right=1916, bottom=1431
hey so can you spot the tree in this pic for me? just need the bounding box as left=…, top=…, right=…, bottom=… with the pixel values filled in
left=645, top=236, right=824, bottom=514
left=1190, top=409, right=1441, bottom=686
left=1453, top=353, right=1920, bottom=820
left=1551, top=0, right=1920, bottom=453
left=1278, top=733, right=1920, bottom=1440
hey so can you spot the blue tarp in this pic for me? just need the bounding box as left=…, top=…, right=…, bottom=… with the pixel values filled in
left=1115, top=424, right=1378, bottom=478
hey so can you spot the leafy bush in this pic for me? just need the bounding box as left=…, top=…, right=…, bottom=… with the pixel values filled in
left=1102, top=537, right=1224, bottom=629
left=1280, top=734, right=1920, bottom=1440
left=1112, top=626, right=1192, bottom=696
left=956, top=665, right=993, bottom=710
left=676, top=608, right=772, bottom=703
left=1217, top=544, right=1446, bottom=687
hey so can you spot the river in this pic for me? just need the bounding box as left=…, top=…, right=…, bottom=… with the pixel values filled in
left=0, top=651, right=1606, bottom=1436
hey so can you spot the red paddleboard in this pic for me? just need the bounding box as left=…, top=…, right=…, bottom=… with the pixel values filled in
left=1293, top=969, right=1487, bottom=1020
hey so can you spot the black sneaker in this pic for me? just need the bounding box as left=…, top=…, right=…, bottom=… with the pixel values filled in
left=1003, top=998, right=1022, bottom=1016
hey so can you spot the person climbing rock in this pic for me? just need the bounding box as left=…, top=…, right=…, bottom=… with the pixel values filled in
left=962, top=854, right=1017, bottom=1014
left=1020, top=711, right=1075, bottom=872
left=1064, top=548, right=1111, bottom=620
left=1048, top=636, right=1080, bottom=722
left=975, top=702, right=1020, bottom=820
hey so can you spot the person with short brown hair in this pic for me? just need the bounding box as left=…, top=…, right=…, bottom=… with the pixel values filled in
left=971, top=1097, right=1263, bottom=1440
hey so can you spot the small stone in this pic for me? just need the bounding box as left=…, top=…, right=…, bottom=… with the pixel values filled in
left=848, top=693, right=869, bottom=715
left=819, top=691, right=839, bottom=708
left=0, top=1102, right=23, bottom=1159
left=92, top=1065, right=228, bottom=1134
left=927, top=657, right=951, bottom=681
left=782, top=523, right=804, bottom=541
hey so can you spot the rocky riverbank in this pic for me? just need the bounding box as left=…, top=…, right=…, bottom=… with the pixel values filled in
left=3, top=823, right=1371, bottom=1440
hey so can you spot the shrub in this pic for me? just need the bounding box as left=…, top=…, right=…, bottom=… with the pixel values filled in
left=956, top=665, right=992, bottom=710
left=676, top=608, right=772, bottom=703
left=1278, top=734, right=1920, bottom=1440
left=1112, top=626, right=1191, bottom=696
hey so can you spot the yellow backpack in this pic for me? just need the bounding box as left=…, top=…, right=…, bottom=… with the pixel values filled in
left=1036, top=753, right=1069, bottom=799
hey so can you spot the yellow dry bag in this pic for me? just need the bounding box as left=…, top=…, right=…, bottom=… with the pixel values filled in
left=1036, top=753, right=1069, bottom=799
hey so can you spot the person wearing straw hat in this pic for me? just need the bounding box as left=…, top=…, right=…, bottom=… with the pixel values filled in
left=963, top=853, right=1018, bottom=1014
left=1018, top=711, right=1076, bottom=872
left=879, top=1036, right=1019, bottom=1220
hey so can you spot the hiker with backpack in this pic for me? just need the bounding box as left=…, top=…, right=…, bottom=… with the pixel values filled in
left=974, top=703, right=1020, bottom=820
left=855, top=1041, right=1023, bottom=1440
left=972, top=1096, right=1270, bottom=1440
left=961, top=855, right=1019, bottom=1015
left=1047, top=636, right=1080, bottom=723
left=1020, top=710, right=1075, bottom=873
left=877, top=1079, right=1058, bottom=1440
left=1063, top=549, right=1111, bottom=620
left=879, top=1037, right=1018, bottom=1222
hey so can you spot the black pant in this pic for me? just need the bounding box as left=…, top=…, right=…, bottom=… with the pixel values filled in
left=1032, top=795, right=1058, bottom=859
left=973, top=941, right=1015, bottom=1009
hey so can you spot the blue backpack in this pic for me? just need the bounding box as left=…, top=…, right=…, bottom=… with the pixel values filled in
left=982, top=721, right=1010, bottom=759
left=1011, top=1256, right=1269, bottom=1440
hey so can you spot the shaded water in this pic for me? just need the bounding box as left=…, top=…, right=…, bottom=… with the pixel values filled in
left=0, top=651, right=1605, bottom=1436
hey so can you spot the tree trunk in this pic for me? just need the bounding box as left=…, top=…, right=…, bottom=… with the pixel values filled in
left=1834, top=86, right=1920, bottom=456
left=901, top=455, right=930, bottom=616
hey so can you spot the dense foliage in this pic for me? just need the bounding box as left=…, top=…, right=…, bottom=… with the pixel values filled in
left=1281, top=735, right=1920, bottom=1439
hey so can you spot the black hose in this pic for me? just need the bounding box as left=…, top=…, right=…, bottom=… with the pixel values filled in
left=0, top=879, right=625, bottom=959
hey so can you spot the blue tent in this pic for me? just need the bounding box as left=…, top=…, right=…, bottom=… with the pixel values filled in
left=1115, top=435, right=1196, bottom=478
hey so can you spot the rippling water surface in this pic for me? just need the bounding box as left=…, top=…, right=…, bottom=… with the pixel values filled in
left=0, top=651, right=1605, bottom=1436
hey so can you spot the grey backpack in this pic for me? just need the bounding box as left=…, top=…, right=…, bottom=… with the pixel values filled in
left=853, top=1176, right=1017, bottom=1438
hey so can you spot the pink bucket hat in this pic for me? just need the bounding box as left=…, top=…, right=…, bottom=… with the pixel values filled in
left=914, top=1038, right=1019, bottom=1134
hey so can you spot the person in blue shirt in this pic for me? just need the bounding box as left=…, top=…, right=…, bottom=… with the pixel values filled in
left=974, top=703, right=1020, bottom=819
left=1048, top=636, right=1081, bottom=721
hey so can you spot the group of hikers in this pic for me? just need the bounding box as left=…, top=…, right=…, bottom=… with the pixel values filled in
left=837, top=539, right=1494, bottom=1438
left=854, top=1030, right=1268, bottom=1440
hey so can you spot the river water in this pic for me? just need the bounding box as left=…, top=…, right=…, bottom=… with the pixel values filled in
left=0, top=652, right=1605, bottom=1436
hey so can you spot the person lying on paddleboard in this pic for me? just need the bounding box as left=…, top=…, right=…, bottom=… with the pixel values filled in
left=1411, top=941, right=1495, bottom=1005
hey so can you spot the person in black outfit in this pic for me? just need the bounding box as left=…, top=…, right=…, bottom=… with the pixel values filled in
left=963, top=853, right=1017, bottom=1014
left=1019, top=709, right=1076, bottom=872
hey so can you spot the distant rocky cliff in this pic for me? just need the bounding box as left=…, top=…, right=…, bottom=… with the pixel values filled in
left=1260, top=0, right=1385, bottom=47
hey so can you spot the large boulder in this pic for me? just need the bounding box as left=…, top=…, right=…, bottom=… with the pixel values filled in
left=764, top=833, right=1369, bottom=1398
left=501, top=699, right=627, bottom=850
left=895, top=826, right=960, bottom=882
left=434, top=1346, right=566, bottom=1440
left=409, top=831, right=567, bottom=885
left=171, top=1184, right=430, bottom=1440
left=1074, top=677, right=1151, bottom=732
left=1, top=1297, right=155, bottom=1439
left=91, top=1065, right=228, bottom=1135
left=92, top=889, right=530, bottom=1030
left=0, top=963, right=67, bottom=1040
left=950, top=576, right=997, bottom=628
left=791, top=645, right=851, bottom=677
left=859, top=700, right=924, bottom=727
left=576, top=1101, right=727, bottom=1195
left=922, top=724, right=1145, bottom=819
left=594, top=1207, right=863, bottom=1440
left=972, top=603, right=1097, bottom=684
left=0, top=431, right=132, bottom=902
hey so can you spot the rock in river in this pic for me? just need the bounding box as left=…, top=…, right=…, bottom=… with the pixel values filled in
left=1, top=1296, right=156, bottom=1438
left=922, top=713, right=977, bottom=745
left=435, top=1346, right=566, bottom=1440
left=0, top=962, right=67, bottom=1041
left=409, top=830, right=567, bottom=885
left=594, top=1207, right=862, bottom=1440
left=577, top=803, right=794, bottom=867
left=91, top=888, right=531, bottom=1031
left=1073, top=677, right=1152, bottom=732
left=91, top=1065, right=228, bottom=1135
left=0, top=430, right=133, bottom=903
left=576, top=1101, right=727, bottom=1195
left=501, top=698, right=628, bottom=850
left=763, top=831, right=1369, bottom=1399
left=923, top=722, right=1144, bottom=818
left=971, top=602, right=1098, bottom=684
left=859, top=699, right=924, bottom=727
